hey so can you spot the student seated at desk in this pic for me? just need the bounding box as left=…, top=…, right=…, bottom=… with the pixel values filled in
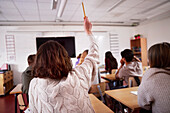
left=138, top=42, right=170, bottom=113
left=105, top=51, right=118, bottom=74
left=78, top=49, right=89, bottom=65
left=26, top=18, right=99, bottom=113
left=115, top=49, right=142, bottom=88
left=21, top=54, right=35, bottom=94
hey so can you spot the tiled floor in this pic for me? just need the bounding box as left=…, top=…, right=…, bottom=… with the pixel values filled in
left=0, top=93, right=15, bottom=113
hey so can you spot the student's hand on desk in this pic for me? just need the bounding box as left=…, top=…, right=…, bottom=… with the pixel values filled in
left=84, top=17, right=92, bottom=35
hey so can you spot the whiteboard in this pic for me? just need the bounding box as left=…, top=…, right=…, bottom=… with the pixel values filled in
left=72, top=32, right=110, bottom=66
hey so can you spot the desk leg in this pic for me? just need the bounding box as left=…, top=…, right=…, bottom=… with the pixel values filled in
left=15, top=93, right=18, bottom=113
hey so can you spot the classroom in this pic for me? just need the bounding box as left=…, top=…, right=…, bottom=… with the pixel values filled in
left=0, top=0, right=170, bottom=113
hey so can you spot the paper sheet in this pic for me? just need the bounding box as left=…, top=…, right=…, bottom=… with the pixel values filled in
left=131, top=91, right=138, bottom=95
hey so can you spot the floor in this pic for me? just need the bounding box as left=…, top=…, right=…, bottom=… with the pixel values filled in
left=0, top=93, right=15, bottom=113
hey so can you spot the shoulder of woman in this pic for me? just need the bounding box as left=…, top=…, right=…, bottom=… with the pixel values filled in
left=142, top=68, right=161, bottom=80
left=30, top=78, right=38, bottom=85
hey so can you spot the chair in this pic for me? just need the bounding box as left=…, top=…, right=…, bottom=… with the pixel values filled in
left=17, top=93, right=28, bottom=113
left=111, top=69, right=124, bottom=89
left=89, top=82, right=106, bottom=103
left=111, top=69, right=117, bottom=74
left=129, top=76, right=142, bottom=87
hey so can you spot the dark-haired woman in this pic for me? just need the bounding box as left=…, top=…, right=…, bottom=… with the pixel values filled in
left=138, top=42, right=170, bottom=113
left=105, top=51, right=118, bottom=74
left=27, top=18, right=99, bottom=113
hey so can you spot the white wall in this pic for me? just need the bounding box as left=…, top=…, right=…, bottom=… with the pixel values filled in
left=0, top=25, right=134, bottom=85
left=135, top=17, right=170, bottom=49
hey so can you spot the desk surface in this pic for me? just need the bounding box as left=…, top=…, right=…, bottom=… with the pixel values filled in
left=105, top=87, right=139, bottom=110
left=89, top=94, right=114, bottom=113
left=101, top=74, right=116, bottom=81
left=101, top=78, right=109, bottom=83
left=10, top=83, right=22, bottom=94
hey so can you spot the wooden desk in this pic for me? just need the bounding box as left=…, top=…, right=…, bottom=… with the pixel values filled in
left=10, top=84, right=22, bottom=113
left=101, top=74, right=116, bottom=81
left=100, top=70, right=108, bottom=73
left=105, top=87, right=140, bottom=112
left=89, top=94, right=114, bottom=113
left=101, top=78, right=109, bottom=83
left=10, top=83, right=22, bottom=94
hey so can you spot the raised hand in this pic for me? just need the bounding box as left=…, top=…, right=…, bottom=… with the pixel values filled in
left=84, top=17, right=92, bottom=35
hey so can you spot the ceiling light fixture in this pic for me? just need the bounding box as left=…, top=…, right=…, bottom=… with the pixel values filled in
left=140, top=0, right=170, bottom=14
left=57, top=0, right=67, bottom=18
left=107, top=0, right=126, bottom=12
left=51, top=0, right=58, bottom=10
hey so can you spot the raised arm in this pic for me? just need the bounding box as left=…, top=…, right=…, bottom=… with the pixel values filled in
left=115, top=58, right=125, bottom=78
left=74, top=17, right=99, bottom=88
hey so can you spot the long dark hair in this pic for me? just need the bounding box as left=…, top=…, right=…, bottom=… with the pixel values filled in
left=105, top=51, right=118, bottom=73
left=32, top=40, right=72, bottom=80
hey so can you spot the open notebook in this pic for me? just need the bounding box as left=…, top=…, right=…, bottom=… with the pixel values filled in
left=131, top=91, right=138, bottom=95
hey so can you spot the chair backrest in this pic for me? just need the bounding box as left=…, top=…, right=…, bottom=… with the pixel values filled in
left=128, top=77, right=142, bottom=87
left=89, top=82, right=106, bottom=98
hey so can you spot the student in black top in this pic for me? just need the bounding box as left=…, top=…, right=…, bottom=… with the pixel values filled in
left=105, top=51, right=118, bottom=74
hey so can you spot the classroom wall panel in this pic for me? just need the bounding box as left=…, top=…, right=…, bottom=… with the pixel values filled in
left=135, top=17, right=170, bottom=49
left=0, top=30, right=6, bottom=67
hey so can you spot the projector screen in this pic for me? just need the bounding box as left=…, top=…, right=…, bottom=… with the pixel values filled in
left=36, top=37, right=76, bottom=58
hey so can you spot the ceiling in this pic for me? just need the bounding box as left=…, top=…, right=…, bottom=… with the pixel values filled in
left=0, top=0, right=170, bottom=26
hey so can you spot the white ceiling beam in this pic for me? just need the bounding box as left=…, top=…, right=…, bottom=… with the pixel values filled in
left=107, top=0, right=126, bottom=12
left=140, top=0, right=170, bottom=14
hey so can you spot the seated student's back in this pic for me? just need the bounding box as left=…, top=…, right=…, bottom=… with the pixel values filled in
left=21, top=54, right=35, bottom=94
left=115, top=49, right=142, bottom=87
left=138, top=42, right=170, bottom=113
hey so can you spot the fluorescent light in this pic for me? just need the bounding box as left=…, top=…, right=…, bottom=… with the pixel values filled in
left=51, top=0, right=57, bottom=10
left=140, top=0, right=170, bottom=14
left=57, top=0, right=67, bottom=17
left=107, top=0, right=126, bottom=12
